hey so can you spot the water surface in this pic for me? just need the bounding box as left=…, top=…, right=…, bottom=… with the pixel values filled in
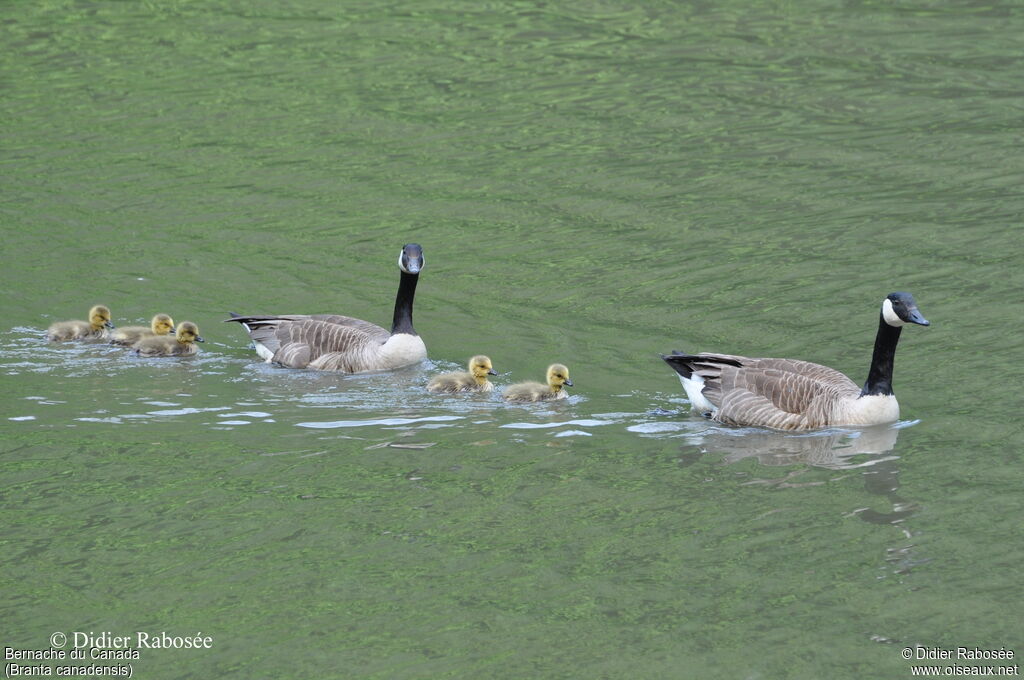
left=2, top=1, right=1022, bottom=678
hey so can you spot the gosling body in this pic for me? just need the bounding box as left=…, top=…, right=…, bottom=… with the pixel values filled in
left=504, top=363, right=573, bottom=402
left=662, top=292, right=930, bottom=431
left=427, top=355, right=497, bottom=393
left=47, top=305, right=114, bottom=341
left=134, top=321, right=204, bottom=357
left=110, top=314, right=175, bottom=346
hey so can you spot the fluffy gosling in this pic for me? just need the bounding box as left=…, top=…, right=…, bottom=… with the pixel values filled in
left=47, top=305, right=114, bottom=341
left=110, top=313, right=175, bottom=346
left=133, top=321, right=204, bottom=357
left=427, top=355, right=497, bottom=393
left=503, top=363, right=573, bottom=402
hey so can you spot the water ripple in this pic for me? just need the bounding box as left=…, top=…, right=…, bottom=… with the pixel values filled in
left=295, top=415, right=464, bottom=429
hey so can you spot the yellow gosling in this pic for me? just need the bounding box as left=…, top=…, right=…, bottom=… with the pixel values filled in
left=133, top=321, right=204, bottom=357
left=110, top=313, right=175, bottom=346
left=47, top=305, right=114, bottom=341
left=427, top=355, right=497, bottom=393
left=503, top=363, right=573, bottom=402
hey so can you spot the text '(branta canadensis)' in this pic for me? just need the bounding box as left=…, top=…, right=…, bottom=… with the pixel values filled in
left=504, top=363, right=573, bottom=402
left=661, top=292, right=929, bottom=431
left=225, top=244, right=427, bottom=373
left=47, top=305, right=115, bottom=341
left=134, top=321, right=204, bottom=357
left=110, top=313, right=175, bottom=346
left=427, top=355, right=497, bottom=393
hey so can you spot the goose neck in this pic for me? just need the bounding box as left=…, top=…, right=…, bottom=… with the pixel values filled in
left=390, top=270, right=419, bottom=336
left=861, top=313, right=902, bottom=396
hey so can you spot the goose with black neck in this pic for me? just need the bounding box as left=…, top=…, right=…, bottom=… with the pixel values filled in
left=226, top=244, right=427, bottom=373
left=661, top=292, right=930, bottom=431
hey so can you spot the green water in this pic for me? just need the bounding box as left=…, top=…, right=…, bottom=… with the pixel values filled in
left=3, top=1, right=1022, bottom=678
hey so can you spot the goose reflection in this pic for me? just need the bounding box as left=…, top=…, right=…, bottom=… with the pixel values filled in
left=683, top=424, right=902, bottom=470
left=686, top=424, right=921, bottom=538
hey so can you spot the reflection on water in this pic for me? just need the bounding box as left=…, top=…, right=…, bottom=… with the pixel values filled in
left=683, top=423, right=907, bottom=470
left=686, top=421, right=926, bottom=575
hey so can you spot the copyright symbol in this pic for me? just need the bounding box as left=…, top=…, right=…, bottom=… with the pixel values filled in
left=50, top=632, right=67, bottom=648
left=901, top=647, right=913, bottom=660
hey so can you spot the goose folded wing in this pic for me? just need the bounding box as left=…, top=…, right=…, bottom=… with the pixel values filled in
left=716, top=361, right=860, bottom=429
left=276, top=318, right=390, bottom=354
left=228, top=315, right=389, bottom=353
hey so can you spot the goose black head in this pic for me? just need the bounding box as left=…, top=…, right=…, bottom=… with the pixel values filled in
left=882, top=292, right=929, bottom=327
left=399, top=243, right=424, bottom=275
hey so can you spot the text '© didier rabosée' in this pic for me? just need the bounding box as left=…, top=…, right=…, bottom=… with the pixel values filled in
left=67, top=631, right=213, bottom=650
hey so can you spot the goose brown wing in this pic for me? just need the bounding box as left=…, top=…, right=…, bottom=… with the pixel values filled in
left=714, top=356, right=860, bottom=430
left=275, top=318, right=388, bottom=358
left=297, top=314, right=390, bottom=338
left=227, top=314, right=389, bottom=357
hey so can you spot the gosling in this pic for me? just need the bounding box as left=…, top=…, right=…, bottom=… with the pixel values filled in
left=133, top=321, right=204, bottom=357
left=110, top=314, right=175, bottom=346
left=47, top=305, right=115, bottom=341
left=427, top=355, right=497, bottom=393
left=503, top=363, right=573, bottom=402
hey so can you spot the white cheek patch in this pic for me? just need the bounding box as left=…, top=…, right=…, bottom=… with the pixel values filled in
left=398, top=251, right=422, bottom=274
left=882, top=298, right=906, bottom=327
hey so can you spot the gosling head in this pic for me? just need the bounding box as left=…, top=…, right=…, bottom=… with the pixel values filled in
left=399, top=243, right=424, bottom=275
left=881, top=292, right=929, bottom=328
left=546, top=363, right=573, bottom=392
left=151, top=314, right=175, bottom=335
left=469, top=355, right=497, bottom=382
left=89, top=305, right=114, bottom=330
left=176, top=321, right=205, bottom=344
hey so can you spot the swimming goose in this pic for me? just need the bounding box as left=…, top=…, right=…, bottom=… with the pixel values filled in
left=504, top=363, right=573, bottom=402
left=110, top=314, right=175, bottom=346
left=47, top=305, right=114, bottom=341
left=427, top=355, right=497, bottom=393
left=661, top=292, right=930, bottom=431
left=134, top=321, right=204, bottom=357
left=225, top=244, right=427, bottom=373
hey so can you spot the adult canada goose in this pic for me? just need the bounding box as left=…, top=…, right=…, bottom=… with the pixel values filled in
left=225, top=244, right=427, bottom=373
left=427, top=355, right=497, bottom=393
left=661, top=292, right=930, bottom=431
left=504, top=363, right=573, bottom=402
left=47, top=305, right=115, bottom=341
left=110, top=314, right=175, bottom=346
left=133, top=321, right=204, bottom=357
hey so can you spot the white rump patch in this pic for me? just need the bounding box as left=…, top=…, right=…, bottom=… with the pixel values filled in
left=881, top=298, right=905, bottom=327
left=679, top=374, right=716, bottom=413
left=254, top=341, right=275, bottom=362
